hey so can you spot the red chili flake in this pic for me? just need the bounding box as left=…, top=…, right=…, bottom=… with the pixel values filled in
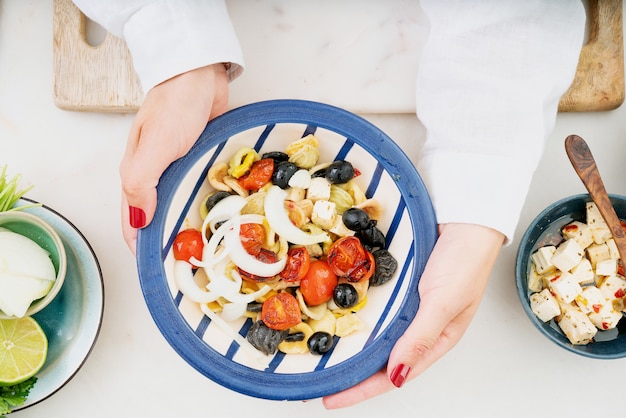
left=353, top=167, right=361, bottom=177
left=615, top=288, right=626, bottom=298
left=550, top=274, right=561, bottom=282
left=602, top=322, right=610, bottom=330
left=592, top=304, right=602, bottom=313
left=563, top=224, right=579, bottom=233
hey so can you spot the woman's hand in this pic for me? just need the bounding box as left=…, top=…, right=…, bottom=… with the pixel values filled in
left=322, top=222, right=505, bottom=409
left=119, top=63, right=229, bottom=253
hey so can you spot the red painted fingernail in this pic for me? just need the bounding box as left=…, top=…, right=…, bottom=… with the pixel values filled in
left=390, top=363, right=411, bottom=388
left=129, top=206, right=146, bottom=228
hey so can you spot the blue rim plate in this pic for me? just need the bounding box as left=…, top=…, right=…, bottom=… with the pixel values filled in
left=12, top=198, right=104, bottom=412
left=137, top=99, right=437, bottom=400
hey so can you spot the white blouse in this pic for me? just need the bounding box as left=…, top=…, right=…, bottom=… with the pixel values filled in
left=72, top=0, right=586, bottom=243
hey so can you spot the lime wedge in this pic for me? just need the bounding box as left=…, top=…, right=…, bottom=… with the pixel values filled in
left=0, top=317, right=48, bottom=386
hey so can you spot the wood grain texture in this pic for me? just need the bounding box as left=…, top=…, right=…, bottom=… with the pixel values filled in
left=52, top=0, right=624, bottom=114
left=53, top=0, right=143, bottom=112
left=565, top=134, right=626, bottom=262
left=559, top=0, right=625, bottom=112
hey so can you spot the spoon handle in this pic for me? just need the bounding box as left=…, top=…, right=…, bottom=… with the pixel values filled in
left=565, top=134, right=626, bottom=261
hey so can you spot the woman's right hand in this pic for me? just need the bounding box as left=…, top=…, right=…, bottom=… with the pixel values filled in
left=119, top=63, right=230, bottom=254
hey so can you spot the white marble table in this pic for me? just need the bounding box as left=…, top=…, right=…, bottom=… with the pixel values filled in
left=3, top=1, right=626, bottom=417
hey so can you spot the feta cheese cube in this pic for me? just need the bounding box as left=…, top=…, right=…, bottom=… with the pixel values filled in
left=606, top=238, right=620, bottom=260
left=598, top=274, right=626, bottom=300
left=558, top=309, right=597, bottom=345
left=548, top=271, right=583, bottom=303
left=551, top=239, right=583, bottom=272
left=530, top=246, right=557, bottom=274
left=587, top=202, right=608, bottom=230
left=570, top=259, right=595, bottom=285
left=586, top=243, right=611, bottom=268
left=306, top=177, right=331, bottom=201
left=562, top=221, right=594, bottom=249
left=530, top=289, right=561, bottom=322
left=311, top=200, right=336, bottom=230
left=588, top=303, right=623, bottom=330
left=591, top=226, right=613, bottom=245
left=596, top=258, right=618, bottom=276
left=574, top=286, right=605, bottom=314
left=327, top=216, right=355, bottom=237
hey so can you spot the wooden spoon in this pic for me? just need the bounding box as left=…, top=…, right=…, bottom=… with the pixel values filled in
left=564, top=134, right=626, bottom=262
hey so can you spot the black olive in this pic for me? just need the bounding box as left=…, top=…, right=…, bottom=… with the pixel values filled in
left=261, top=151, right=289, bottom=164
left=370, top=249, right=398, bottom=286
left=285, top=332, right=306, bottom=342
left=204, top=191, right=232, bottom=214
left=246, top=320, right=288, bottom=355
left=307, top=331, right=334, bottom=355
left=272, top=161, right=299, bottom=189
left=311, top=167, right=327, bottom=178
left=325, top=160, right=354, bottom=184
left=333, top=283, right=359, bottom=308
left=356, top=224, right=386, bottom=250
left=342, top=207, right=372, bottom=231
left=246, top=301, right=263, bottom=313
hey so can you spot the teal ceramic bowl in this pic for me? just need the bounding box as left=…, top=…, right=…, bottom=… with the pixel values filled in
left=0, top=210, right=67, bottom=319
left=516, top=193, right=626, bottom=359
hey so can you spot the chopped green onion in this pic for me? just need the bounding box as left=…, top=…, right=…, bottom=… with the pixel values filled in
left=0, top=165, right=40, bottom=212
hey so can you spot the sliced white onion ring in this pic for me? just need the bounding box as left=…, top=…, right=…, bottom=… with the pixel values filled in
left=264, top=185, right=328, bottom=245
left=223, top=219, right=287, bottom=278
left=173, top=260, right=218, bottom=303
left=220, top=301, right=248, bottom=322
left=201, top=194, right=247, bottom=243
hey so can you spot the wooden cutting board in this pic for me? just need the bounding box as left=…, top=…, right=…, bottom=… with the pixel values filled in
left=52, top=0, right=624, bottom=114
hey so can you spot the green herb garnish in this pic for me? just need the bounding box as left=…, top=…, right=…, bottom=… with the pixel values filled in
left=0, top=166, right=39, bottom=212
left=0, top=377, right=37, bottom=415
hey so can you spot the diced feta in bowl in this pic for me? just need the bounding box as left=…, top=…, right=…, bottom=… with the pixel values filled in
left=516, top=194, right=626, bottom=359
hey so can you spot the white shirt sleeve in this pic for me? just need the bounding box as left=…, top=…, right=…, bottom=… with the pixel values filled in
left=72, top=0, right=244, bottom=93
left=416, top=0, right=586, bottom=243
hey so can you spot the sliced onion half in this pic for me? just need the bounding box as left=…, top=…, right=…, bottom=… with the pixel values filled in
left=264, top=185, right=328, bottom=245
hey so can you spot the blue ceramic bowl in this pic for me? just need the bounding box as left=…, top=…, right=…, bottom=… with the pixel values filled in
left=516, top=193, right=626, bottom=359
left=137, top=99, right=437, bottom=400
left=0, top=210, right=67, bottom=319
left=12, top=198, right=104, bottom=412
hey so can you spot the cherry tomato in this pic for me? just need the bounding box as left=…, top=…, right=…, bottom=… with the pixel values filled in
left=172, top=228, right=204, bottom=264
left=280, top=247, right=311, bottom=282
left=262, top=292, right=302, bottom=331
left=326, top=236, right=375, bottom=282
left=238, top=248, right=278, bottom=282
left=299, top=260, right=337, bottom=306
left=239, top=223, right=266, bottom=256
left=238, top=158, right=274, bottom=191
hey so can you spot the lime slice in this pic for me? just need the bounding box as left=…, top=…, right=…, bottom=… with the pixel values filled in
left=0, top=317, right=48, bottom=386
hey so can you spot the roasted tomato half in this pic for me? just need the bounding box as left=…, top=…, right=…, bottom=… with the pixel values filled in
left=238, top=158, right=274, bottom=191
left=262, top=292, right=302, bottom=331
left=327, top=236, right=375, bottom=282
left=239, top=223, right=266, bottom=256
left=299, top=260, right=338, bottom=306
left=172, top=228, right=204, bottom=265
left=279, top=246, right=311, bottom=282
